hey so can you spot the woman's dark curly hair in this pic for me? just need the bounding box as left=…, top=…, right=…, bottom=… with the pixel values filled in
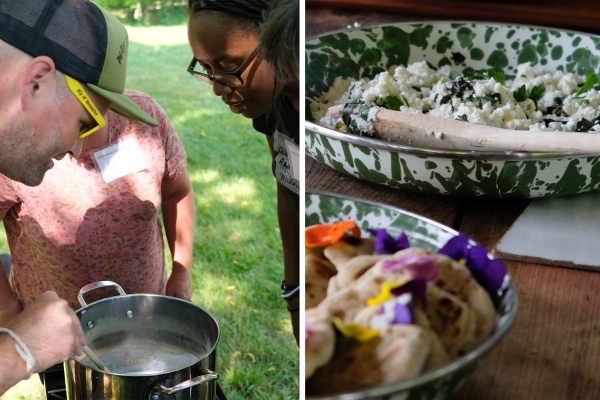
left=260, top=0, right=298, bottom=83
left=188, top=0, right=271, bottom=27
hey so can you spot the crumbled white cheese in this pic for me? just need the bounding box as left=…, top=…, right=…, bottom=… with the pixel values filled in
left=317, top=61, right=599, bottom=135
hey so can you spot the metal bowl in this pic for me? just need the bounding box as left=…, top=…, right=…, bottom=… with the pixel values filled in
left=305, top=21, right=600, bottom=197
left=305, top=190, right=518, bottom=399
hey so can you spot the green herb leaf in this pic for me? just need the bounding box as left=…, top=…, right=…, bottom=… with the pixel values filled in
left=464, top=69, right=486, bottom=81
left=576, top=118, right=595, bottom=132
left=449, top=70, right=461, bottom=81
left=575, top=73, right=599, bottom=97
left=439, top=94, right=452, bottom=105
left=513, top=85, right=528, bottom=102
left=358, top=104, right=371, bottom=120
left=384, top=96, right=402, bottom=111
left=571, top=97, right=589, bottom=107
left=346, top=119, right=361, bottom=135
left=487, top=69, right=505, bottom=85
left=483, top=93, right=502, bottom=105
left=401, top=94, right=410, bottom=108
left=529, top=83, right=546, bottom=104
left=526, top=83, right=546, bottom=110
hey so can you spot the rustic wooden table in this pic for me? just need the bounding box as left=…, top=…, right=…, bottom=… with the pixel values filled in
left=305, top=6, right=600, bottom=400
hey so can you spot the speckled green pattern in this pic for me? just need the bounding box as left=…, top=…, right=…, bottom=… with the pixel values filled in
left=305, top=192, right=516, bottom=400
left=306, top=22, right=600, bottom=197
left=305, top=192, right=456, bottom=249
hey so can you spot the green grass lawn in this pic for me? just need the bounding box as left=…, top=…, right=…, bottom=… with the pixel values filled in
left=0, top=24, right=298, bottom=400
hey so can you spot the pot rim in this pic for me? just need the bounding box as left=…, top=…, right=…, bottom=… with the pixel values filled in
left=71, top=293, right=221, bottom=377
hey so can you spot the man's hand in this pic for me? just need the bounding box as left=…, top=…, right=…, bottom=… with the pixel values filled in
left=7, top=291, right=86, bottom=373
left=166, top=264, right=193, bottom=301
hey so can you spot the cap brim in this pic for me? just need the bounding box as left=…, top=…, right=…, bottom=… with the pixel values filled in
left=86, top=84, right=159, bottom=127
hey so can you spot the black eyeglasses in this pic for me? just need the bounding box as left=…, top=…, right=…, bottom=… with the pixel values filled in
left=187, top=43, right=260, bottom=88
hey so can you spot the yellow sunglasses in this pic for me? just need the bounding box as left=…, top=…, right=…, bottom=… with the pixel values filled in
left=64, top=74, right=107, bottom=139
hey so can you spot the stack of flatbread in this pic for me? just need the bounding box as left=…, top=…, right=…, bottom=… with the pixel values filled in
left=305, top=234, right=497, bottom=396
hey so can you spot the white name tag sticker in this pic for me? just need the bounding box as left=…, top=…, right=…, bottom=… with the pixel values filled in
left=285, top=140, right=300, bottom=181
left=92, top=137, right=147, bottom=183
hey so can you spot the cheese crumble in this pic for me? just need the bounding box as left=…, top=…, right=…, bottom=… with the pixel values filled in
left=314, top=62, right=600, bottom=136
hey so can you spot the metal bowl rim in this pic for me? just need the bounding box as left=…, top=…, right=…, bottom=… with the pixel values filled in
left=305, top=189, right=519, bottom=399
left=305, top=121, right=600, bottom=161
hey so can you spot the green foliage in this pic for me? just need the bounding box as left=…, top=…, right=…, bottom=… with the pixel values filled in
left=92, top=1, right=189, bottom=26
left=512, top=84, right=528, bottom=102
left=574, top=72, right=599, bottom=97
left=528, top=83, right=546, bottom=105
left=513, top=83, right=545, bottom=110
left=448, top=70, right=461, bottom=80
left=463, top=68, right=505, bottom=85
left=384, top=95, right=402, bottom=111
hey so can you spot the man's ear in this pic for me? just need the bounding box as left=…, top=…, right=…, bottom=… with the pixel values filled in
left=19, top=56, right=56, bottom=111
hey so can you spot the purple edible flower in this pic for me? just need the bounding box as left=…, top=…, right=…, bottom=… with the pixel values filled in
left=438, top=234, right=470, bottom=261
left=393, top=301, right=413, bottom=325
left=373, top=293, right=416, bottom=327
left=391, top=277, right=428, bottom=303
left=438, top=234, right=507, bottom=294
left=382, top=255, right=439, bottom=282
left=367, top=228, right=410, bottom=254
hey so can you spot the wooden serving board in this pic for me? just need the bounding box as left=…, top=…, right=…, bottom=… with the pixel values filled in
left=494, top=190, right=600, bottom=271
left=306, top=0, right=600, bottom=34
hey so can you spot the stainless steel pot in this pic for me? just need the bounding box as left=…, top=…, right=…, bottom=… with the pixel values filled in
left=64, top=281, right=220, bottom=400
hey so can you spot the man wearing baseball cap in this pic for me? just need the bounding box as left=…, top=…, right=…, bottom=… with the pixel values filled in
left=0, top=0, right=158, bottom=393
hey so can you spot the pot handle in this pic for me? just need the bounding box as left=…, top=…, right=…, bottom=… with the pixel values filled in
left=151, top=369, right=219, bottom=396
left=77, top=281, right=127, bottom=307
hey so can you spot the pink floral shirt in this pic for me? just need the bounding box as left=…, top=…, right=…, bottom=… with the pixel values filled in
left=0, top=90, right=187, bottom=310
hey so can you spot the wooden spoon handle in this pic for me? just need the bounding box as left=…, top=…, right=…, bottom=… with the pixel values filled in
left=82, top=345, right=110, bottom=372
left=373, top=108, right=600, bottom=154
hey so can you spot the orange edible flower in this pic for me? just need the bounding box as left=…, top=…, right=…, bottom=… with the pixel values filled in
left=305, top=220, right=361, bottom=248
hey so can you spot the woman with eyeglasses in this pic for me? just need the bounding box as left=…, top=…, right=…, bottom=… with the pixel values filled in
left=187, top=0, right=300, bottom=344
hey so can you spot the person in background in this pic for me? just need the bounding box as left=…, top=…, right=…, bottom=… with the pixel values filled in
left=0, top=0, right=160, bottom=393
left=187, top=0, right=300, bottom=343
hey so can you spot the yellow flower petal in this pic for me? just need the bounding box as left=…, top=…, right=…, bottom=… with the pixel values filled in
left=366, top=280, right=407, bottom=306
left=267, top=367, right=276, bottom=372
left=332, top=317, right=379, bottom=342
left=229, top=301, right=236, bottom=306
left=226, top=285, right=236, bottom=291
left=233, top=260, right=239, bottom=264
left=335, top=122, right=346, bottom=131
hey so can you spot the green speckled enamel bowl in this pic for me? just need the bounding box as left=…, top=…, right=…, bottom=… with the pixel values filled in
left=305, top=191, right=518, bottom=400
left=305, top=21, right=600, bottom=197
